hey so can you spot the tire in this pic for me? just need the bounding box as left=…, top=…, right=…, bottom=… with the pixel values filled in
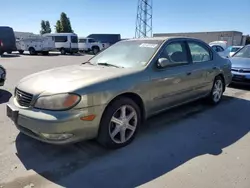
left=0, top=51, right=3, bottom=56
left=7, top=51, right=12, bottom=54
left=207, top=75, right=224, bottom=105
left=29, top=47, right=36, bottom=55
left=60, top=48, right=66, bottom=55
left=42, top=51, right=49, bottom=55
left=92, top=47, right=100, bottom=55
left=18, top=50, right=24, bottom=54
left=97, top=97, right=141, bottom=149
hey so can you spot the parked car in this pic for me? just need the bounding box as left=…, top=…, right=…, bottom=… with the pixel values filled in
left=78, top=37, right=107, bottom=54
left=209, top=43, right=226, bottom=57
left=230, top=45, right=250, bottom=84
left=0, top=65, right=6, bottom=86
left=0, top=26, right=17, bottom=56
left=224, top=46, right=243, bottom=57
left=6, top=37, right=232, bottom=149
left=43, top=33, right=78, bottom=55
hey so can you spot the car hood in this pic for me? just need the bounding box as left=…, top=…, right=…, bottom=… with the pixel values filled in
left=17, top=64, right=142, bottom=95
left=230, top=57, right=250, bottom=68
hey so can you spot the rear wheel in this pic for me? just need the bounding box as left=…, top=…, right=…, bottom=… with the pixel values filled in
left=97, top=97, right=141, bottom=149
left=207, top=75, right=224, bottom=105
left=92, top=46, right=100, bottom=55
left=42, top=51, right=49, bottom=55
left=60, top=48, right=66, bottom=55
left=29, top=47, right=36, bottom=55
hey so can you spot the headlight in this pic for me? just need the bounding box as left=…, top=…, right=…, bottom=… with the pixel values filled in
left=34, top=93, right=81, bottom=110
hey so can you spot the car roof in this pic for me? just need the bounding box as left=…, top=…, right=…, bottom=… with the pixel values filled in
left=126, top=36, right=200, bottom=42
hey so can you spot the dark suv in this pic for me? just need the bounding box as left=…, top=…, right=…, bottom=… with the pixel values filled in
left=0, top=26, right=17, bottom=56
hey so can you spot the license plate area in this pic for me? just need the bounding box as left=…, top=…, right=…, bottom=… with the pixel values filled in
left=6, top=104, right=19, bottom=124
left=233, top=75, right=245, bottom=80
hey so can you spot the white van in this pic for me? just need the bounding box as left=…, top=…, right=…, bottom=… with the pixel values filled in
left=43, top=33, right=79, bottom=55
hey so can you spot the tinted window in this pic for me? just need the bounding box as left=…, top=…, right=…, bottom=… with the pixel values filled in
left=89, top=39, right=96, bottom=43
left=216, top=46, right=224, bottom=52
left=211, top=46, right=217, bottom=51
left=79, top=39, right=86, bottom=43
left=71, top=36, right=78, bottom=43
left=188, top=42, right=211, bottom=62
left=54, top=36, right=68, bottom=42
left=159, top=42, right=189, bottom=65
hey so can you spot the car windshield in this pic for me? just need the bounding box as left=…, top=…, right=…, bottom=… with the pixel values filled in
left=88, top=40, right=163, bottom=68
left=233, top=46, right=250, bottom=58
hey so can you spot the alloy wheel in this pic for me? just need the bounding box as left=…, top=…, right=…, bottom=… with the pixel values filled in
left=213, top=79, right=223, bottom=103
left=109, top=105, right=138, bottom=144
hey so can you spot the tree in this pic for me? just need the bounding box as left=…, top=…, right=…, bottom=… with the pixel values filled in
left=55, top=20, right=62, bottom=33
left=45, top=21, right=51, bottom=34
left=40, top=20, right=46, bottom=34
left=40, top=20, right=51, bottom=34
left=55, top=12, right=73, bottom=33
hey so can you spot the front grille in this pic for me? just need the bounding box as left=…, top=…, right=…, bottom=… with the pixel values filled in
left=15, top=88, right=33, bottom=107
left=231, top=68, right=250, bottom=73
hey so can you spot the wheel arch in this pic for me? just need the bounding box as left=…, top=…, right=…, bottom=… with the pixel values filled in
left=101, top=92, right=146, bottom=124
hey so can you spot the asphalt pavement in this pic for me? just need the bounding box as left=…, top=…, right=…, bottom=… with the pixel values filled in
left=0, top=53, right=249, bottom=188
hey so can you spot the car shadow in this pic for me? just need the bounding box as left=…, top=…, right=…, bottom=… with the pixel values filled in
left=11, top=95, right=250, bottom=188
left=229, top=83, right=250, bottom=91
left=0, top=89, right=12, bottom=104
left=0, top=54, right=20, bottom=58
left=21, top=53, right=60, bottom=57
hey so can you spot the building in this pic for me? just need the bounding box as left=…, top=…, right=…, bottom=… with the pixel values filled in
left=153, top=31, right=247, bottom=46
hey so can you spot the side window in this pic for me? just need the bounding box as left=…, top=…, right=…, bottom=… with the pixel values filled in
left=159, top=42, right=189, bottom=65
left=89, top=39, right=96, bottom=43
left=211, top=46, right=217, bottom=52
left=188, top=42, right=211, bottom=63
left=217, top=46, right=224, bottom=52
left=54, top=36, right=68, bottom=42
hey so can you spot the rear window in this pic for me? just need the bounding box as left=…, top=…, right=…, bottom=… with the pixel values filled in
left=71, top=36, right=78, bottom=43
left=79, top=39, right=86, bottom=43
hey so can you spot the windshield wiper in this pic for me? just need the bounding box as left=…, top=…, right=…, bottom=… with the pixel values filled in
left=97, top=62, right=122, bottom=68
left=82, top=61, right=94, bottom=65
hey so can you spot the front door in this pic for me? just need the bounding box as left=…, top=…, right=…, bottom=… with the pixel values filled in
left=148, top=40, right=200, bottom=114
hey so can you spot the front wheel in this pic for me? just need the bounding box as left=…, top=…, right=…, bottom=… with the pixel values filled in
left=207, top=76, right=224, bottom=105
left=97, top=97, right=141, bottom=149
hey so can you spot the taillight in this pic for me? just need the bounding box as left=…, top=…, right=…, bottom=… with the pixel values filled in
left=0, top=40, right=3, bottom=47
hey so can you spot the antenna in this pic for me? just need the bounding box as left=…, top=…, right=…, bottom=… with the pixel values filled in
left=135, top=0, right=153, bottom=38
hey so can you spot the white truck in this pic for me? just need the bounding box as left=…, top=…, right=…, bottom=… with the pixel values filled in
left=78, top=37, right=109, bottom=54
left=16, top=35, right=55, bottom=55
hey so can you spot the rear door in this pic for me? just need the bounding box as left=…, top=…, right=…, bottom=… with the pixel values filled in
left=186, top=40, right=215, bottom=96
left=70, top=35, right=78, bottom=49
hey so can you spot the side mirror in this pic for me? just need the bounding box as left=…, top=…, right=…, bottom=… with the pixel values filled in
left=157, top=58, right=171, bottom=68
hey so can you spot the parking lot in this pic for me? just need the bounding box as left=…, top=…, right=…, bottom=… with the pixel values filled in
left=0, top=53, right=250, bottom=188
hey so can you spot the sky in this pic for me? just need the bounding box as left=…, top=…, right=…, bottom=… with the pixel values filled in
left=1, top=0, right=250, bottom=38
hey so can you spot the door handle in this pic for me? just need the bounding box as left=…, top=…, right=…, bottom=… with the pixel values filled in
left=187, top=72, right=192, bottom=76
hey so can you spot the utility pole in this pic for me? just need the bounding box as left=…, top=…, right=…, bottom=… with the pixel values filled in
left=135, top=0, right=153, bottom=38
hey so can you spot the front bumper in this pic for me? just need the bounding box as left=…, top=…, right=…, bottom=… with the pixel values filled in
left=231, top=71, right=250, bottom=85
left=6, top=100, right=106, bottom=144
